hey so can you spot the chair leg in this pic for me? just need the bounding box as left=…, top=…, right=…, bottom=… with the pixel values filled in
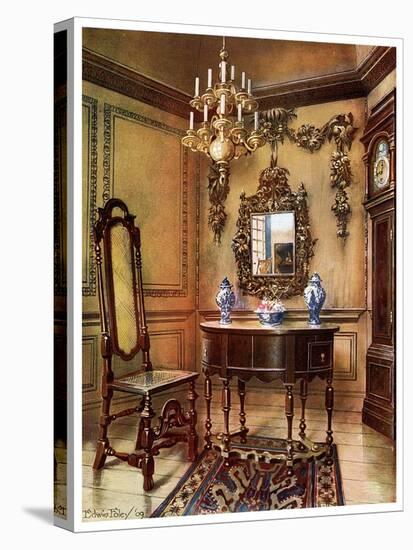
left=187, top=380, right=198, bottom=461
left=135, top=397, right=146, bottom=450
left=93, top=387, right=113, bottom=470
left=135, top=418, right=144, bottom=451
left=141, top=394, right=155, bottom=491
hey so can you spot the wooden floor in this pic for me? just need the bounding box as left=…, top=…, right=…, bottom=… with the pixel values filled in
left=55, top=385, right=396, bottom=522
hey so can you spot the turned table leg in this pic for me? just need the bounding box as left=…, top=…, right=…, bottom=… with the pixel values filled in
left=298, top=379, right=308, bottom=451
left=204, top=370, right=212, bottom=450
left=285, top=384, right=294, bottom=475
left=187, top=380, right=198, bottom=461
left=221, top=377, right=231, bottom=465
left=238, top=379, right=248, bottom=443
left=325, top=376, right=334, bottom=466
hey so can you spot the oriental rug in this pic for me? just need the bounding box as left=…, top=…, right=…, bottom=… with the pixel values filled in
left=151, top=437, right=344, bottom=517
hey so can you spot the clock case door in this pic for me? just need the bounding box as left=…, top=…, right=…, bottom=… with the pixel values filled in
left=361, top=90, right=396, bottom=440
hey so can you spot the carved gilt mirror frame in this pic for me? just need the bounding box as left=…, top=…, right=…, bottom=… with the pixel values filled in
left=232, top=162, right=316, bottom=300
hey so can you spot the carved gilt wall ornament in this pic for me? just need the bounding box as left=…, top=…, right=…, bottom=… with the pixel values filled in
left=232, top=161, right=316, bottom=300
left=206, top=106, right=356, bottom=243
left=260, top=108, right=357, bottom=240
left=207, top=162, right=230, bottom=244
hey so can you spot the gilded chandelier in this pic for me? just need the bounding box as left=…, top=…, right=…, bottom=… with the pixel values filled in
left=182, top=37, right=266, bottom=187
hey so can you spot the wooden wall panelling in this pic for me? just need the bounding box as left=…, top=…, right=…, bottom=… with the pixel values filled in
left=334, top=332, right=357, bottom=381
left=82, top=311, right=196, bottom=407
left=102, top=102, right=188, bottom=297
left=81, top=76, right=200, bottom=410
left=80, top=43, right=391, bottom=412
left=82, top=335, right=98, bottom=394
left=54, top=98, right=67, bottom=298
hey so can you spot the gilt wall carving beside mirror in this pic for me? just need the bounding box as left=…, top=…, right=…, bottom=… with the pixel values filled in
left=200, top=107, right=356, bottom=244
left=232, top=163, right=316, bottom=300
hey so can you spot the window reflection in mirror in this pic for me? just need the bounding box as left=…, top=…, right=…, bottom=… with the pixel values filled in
left=251, top=212, right=295, bottom=276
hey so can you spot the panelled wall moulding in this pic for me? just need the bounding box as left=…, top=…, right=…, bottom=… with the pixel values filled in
left=199, top=308, right=365, bottom=323
left=82, top=95, right=98, bottom=296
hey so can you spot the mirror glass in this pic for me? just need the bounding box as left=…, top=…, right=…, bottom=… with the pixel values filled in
left=251, top=212, right=295, bottom=277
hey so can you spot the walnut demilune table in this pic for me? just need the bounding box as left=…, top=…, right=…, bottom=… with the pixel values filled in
left=200, top=320, right=339, bottom=473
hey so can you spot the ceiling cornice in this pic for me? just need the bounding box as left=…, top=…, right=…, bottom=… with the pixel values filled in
left=82, top=46, right=396, bottom=118
left=83, top=48, right=193, bottom=120
left=256, top=46, right=396, bottom=109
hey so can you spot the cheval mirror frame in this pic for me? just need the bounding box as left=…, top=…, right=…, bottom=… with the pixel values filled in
left=93, top=198, right=199, bottom=491
left=232, top=163, right=316, bottom=300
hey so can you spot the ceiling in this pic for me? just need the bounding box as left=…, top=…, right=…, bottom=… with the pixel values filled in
left=83, top=28, right=377, bottom=96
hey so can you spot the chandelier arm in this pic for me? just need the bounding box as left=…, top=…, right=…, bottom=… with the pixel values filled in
left=241, top=139, right=259, bottom=153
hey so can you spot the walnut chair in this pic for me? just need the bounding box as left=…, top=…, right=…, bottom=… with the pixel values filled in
left=92, top=198, right=199, bottom=491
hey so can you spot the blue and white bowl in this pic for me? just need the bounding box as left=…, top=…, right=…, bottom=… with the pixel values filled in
left=255, top=310, right=285, bottom=326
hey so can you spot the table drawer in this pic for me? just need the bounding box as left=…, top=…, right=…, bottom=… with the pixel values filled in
left=201, top=334, right=221, bottom=366
left=308, top=341, right=332, bottom=370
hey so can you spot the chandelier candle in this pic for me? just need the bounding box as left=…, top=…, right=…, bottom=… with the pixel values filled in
left=220, top=94, right=225, bottom=116
left=208, top=68, right=212, bottom=88
left=221, top=61, right=226, bottom=83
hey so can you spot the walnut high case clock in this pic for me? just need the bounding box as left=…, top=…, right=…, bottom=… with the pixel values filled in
left=361, top=90, right=396, bottom=439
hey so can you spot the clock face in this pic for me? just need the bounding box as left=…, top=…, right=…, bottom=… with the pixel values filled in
left=372, top=139, right=390, bottom=191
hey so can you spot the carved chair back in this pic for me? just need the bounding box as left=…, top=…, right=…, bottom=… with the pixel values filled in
left=94, top=198, right=152, bottom=369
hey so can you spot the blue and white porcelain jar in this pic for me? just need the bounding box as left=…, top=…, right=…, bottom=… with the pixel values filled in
left=303, top=273, right=326, bottom=326
left=215, top=277, right=236, bottom=325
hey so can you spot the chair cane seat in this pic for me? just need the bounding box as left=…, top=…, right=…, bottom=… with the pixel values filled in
left=111, top=369, right=199, bottom=395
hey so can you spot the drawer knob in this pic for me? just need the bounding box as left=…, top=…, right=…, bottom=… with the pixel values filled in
left=321, top=352, right=326, bottom=363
